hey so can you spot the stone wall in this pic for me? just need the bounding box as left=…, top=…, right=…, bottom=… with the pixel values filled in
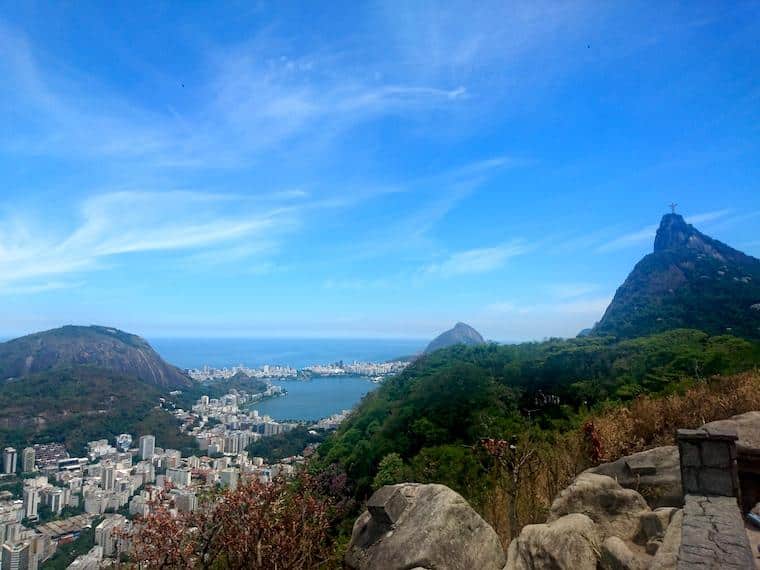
left=676, top=426, right=755, bottom=569
left=677, top=426, right=740, bottom=498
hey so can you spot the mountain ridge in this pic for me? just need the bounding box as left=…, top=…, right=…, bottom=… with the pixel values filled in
left=0, top=324, right=192, bottom=388
left=593, top=214, right=760, bottom=339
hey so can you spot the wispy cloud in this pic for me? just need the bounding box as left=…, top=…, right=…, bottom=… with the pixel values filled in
left=423, top=240, right=530, bottom=277
left=0, top=281, right=85, bottom=296
left=545, top=282, right=599, bottom=300
left=0, top=21, right=469, bottom=168
left=0, top=191, right=301, bottom=292
left=347, top=155, right=526, bottom=260
left=487, top=296, right=612, bottom=316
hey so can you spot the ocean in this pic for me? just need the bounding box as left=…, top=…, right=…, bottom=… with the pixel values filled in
left=150, top=337, right=423, bottom=370
left=149, top=337, right=425, bottom=421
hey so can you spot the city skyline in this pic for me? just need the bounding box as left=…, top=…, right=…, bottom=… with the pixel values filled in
left=1, top=2, right=759, bottom=340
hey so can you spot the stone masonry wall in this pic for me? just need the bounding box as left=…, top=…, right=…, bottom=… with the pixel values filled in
left=676, top=426, right=754, bottom=569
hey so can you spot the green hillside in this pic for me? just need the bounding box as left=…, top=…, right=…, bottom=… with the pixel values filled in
left=318, top=329, right=760, bottom=500
left=0, top=366, right=196, bottom=456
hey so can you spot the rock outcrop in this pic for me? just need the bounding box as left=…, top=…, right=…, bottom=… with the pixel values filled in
left=586, top=446, right=681, bottom=508
left=345, top=483, right=505, bottom=570
left=649, top=509, right=683, bottom=570
left=424, top=322, right=485, bottom=353
left=548, top=473, right=650, bottom=540
left=600, top=536, right=647, bottom=570
left=702, top=410, right=760, bottom=449
left=505, top=513, right=600, bottom=570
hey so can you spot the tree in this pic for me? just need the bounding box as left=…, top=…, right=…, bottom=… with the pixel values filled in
left=372, top=453, right=405, bottom=489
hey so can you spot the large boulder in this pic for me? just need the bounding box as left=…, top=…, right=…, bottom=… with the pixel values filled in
left=548, top=473, right=650, bottom=540
left=649, top=510, right=683, bottom=570
left=600, top=536, right=647, bottom=570
left=505, top=513, right=600, bottom=570
left=587, top=446, right=681, bottom=508
left=345, top=483, right=505, bottom=570
left=703, top=411, right=760, bottom=449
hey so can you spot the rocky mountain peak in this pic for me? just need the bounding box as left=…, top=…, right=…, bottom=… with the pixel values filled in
left=425, top=322, right=485, bottom=353
left=652, top=213, right=743, bottom=263
left=653, top=214, right=696, bottom=252
left=592, top=213, right=760, bottom=339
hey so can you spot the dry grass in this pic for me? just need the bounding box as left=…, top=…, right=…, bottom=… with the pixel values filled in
left=593, top=371, right=760, bottom=459
left=481, top=370, right=760, bottom=546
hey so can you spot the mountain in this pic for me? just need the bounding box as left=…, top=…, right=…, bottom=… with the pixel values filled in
left=424, top=322, right=485, bottom=353
left=0, top=325, right=192, bottom=388
left=593, top=214, right=760, bottom=340
left=0, top=366, right=196, bottom=455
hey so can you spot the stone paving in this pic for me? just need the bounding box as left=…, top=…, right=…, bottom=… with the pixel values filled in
left=677, top=495, right=754, bottom=569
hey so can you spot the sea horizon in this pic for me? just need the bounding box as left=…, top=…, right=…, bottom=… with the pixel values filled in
left=149, top=336, right=427, bottom=371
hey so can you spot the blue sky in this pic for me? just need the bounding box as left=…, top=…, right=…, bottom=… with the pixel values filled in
left=1, top=1, right=759, bottom=340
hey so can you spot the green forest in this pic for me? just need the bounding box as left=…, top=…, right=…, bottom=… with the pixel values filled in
left=318, top=329, right=760, bottom=502
left=0, top=366, right=196, bottom=456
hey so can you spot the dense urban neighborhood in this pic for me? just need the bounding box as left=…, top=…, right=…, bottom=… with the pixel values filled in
left=0, top=384, right=339, bottom=569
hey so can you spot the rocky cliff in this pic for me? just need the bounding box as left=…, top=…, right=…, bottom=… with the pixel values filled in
left=593, top=213, right=760, bottom=339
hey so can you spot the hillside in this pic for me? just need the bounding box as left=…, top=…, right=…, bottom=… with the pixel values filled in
left=593, top=214, right=760, bottom=339
left=0, top=325, right=192, bottom=388
left=319, top=329, right=760, bottom=500
left=0, top=366, right=196, bottom=455
left=425, top=322, right=485, bottom=353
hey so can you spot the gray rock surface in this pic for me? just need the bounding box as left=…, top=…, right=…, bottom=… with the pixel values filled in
left=702, top=410, right=760, bottom=449
left=548, top=473, right=650, bottom=540
left=587, top=446, right=682, bottom=508
left=678, top=495, right=754, bottom=569
left=600, top=536, right=646, bottom=570
left=650, top=509, right=683, bottom=570
left=505, top=513, right=600, bottom=570
left=640, top=507, right=678, bottom=541
left=345, top=483, right=505, bottom=570
left=424, top=322, right=485, bottom=353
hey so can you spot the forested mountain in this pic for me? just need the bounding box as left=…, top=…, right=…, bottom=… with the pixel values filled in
left=0, top=326, right=199, bottom=454
left=593, top=214, right=760, bottom=339
left=425, top=322, right=485, bottom=353
left=0, top=325, right=192, bottom=388
left=319, top=329, right=760, bottom=500
left=0, top=366, right=196, bottom=455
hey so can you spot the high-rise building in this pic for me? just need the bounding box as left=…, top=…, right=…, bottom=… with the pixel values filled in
left=95, top=515, right=129, bottom=558
left=1, top=541, right=30, bottom=570
left=23, top=488, right=40, bottom=520
left=21, top=448, right=35, bottom=473
left=45, top=488, right=64, bottom=516
left=2, top=447, right=17, bottom=475
left=101, top=464, right=115, bottom=491
left=138, top=435, right=155, bottom=461
left=219, top=468, right=238, bottom=490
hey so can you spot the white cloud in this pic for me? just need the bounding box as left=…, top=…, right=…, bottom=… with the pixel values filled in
left=424, top=240, right=530, bottom=277
left=0, top=191, right=300, bottom=293
left=0, top=22, right=470, bottom=168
